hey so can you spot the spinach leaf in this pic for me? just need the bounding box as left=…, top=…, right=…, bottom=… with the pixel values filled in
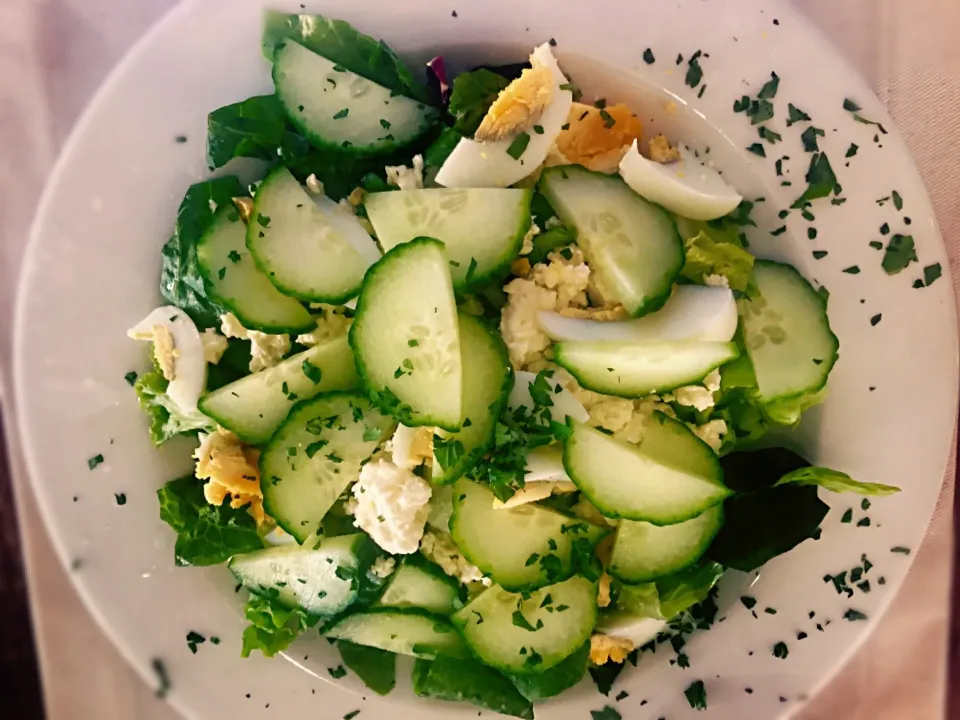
left=160, top=176, right=243, bottom=328
left=204, top=337, right=252, bottom=391
left=507, top=642, right=589, bottom=701
left=262, top=11, right=431, bottom=103
left=135, top=355, right=215, bottom=445
left=448, top=69, right=511, bottom=136
left=423, top=126, right=463, bottom=170
left=206, top=95, right=311, bottom=170
left=776, top=467, right=900, bottom=496
left=412, top=656, right=533, bottom=719
left=157, top=475, right=263, bottom=567
left=656, top=561, right=725, bottom=620
left=527, top=227, right=577, bottom=265
left=338, top=641, right=396, bottom=696
left=240, top=593, right=319, bottom=658
left=707, top=447, right=828, bottom=571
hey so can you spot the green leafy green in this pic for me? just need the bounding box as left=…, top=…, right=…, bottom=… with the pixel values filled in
left=160, top=177, right=243, bottom=328
left=206, top=95, right=310, bottom=170
left=527, top=226, right=577, bottom=265
left=760, top=386, right=827, bottom=426
left=240, top=593, right=320, bottom=658
left=424, top=126, right=463, bottom=169
left=157, top=475, right=263, bottom=567
left=337, top=641, right=396, bottom=695
left=506, top=642, right=589, bottom=701
left=262, top=11, right=431, bottom=103
left=412, top=657, right=533, bottom=719
left=707, top=448, right=828, bottom=572
left=678, top=229, right=756, bottom=295
left=776, top=467, right=900, bottom=496
left=447, top=69, right=511, bottom=136
left=135, top=354, right=215, bottom=445
left=614, top=562, right=724, bottom=621
left=881, top=234, right=918, bottom=275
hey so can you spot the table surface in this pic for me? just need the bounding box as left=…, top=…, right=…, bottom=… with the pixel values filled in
left=0, top=1, right=958, bottom=718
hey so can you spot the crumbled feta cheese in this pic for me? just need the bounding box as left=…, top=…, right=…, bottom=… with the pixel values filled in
left=352, top=460, right=432, bottom=555
left=370, top=556, right=397, bottom=579
left=586, top=397, right=636, bottom=433
left=419, top=528, right=485, bottom=585
left=703, top=274, right=730, bottom=288
left=305, top=173, right=324, bottom=195
left=200, top=328, right=228, bottom=364
left=689, top=418, right=728, bottom=453
left=194, top=427, right=264, bottom=524
left=220, top=312, right=290, bottom=373
left=391, top=424, right=434, bottom=469
left=665, top=370, right=722, bottom=412
left=520, top=222, right=540, bottom=255
left=295, top=307, right=352, bottom=346
left=500, top=278, right=557, bottom=369
left=385, top=154, right=425, bottom=190
left=590, top=633, right=635, bottom=664
left=544, top=216, right=563, bottom=230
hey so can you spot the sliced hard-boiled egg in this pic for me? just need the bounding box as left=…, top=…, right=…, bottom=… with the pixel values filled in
left=492, top=446, right=576, bottom=509
left=619, top=139, right=742, bottom=221
left=127, top=306, right=207, bottom=412
left=596, top=613, right=668, bottom=646
left=509, top=369, right=589, bottom=423
left=435, top=44, right=574, bottom=188
left=555, top=102, right=643, bottom=173
left=538, top=285, right=738, bottom=343
left=392, top=424, right=434, bottom=469
left=312, top=194, right=382, bottom=266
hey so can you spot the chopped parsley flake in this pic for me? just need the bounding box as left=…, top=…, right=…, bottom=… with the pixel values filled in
left=684, top=680, right=707, bottom=710
left=740, top=596, right=757, bottom=609
left=114, top=493, right=127, bottom=506
left=506, top=132, right=531, bottom=160
left=590, top=706, right=621, bottom=720
left=891, top=546, right=911, bottom=555
left=881, top=234, right=918, bottom=274
left=800, top=126, right=825, bottom=152
left=772, top=641, right=789, bottom=659
left=151, top=658, right=171, bottom=698
left=870, top=314, right=882, bottom=327
left=842, top=98, right=862, bottom=112
left=846, top=143, right=859, bottom=158
left=685, top=50, right=704, bottom=88
left=843, top=608, right=868, bottom=621
left=746, top=143, right=766, bottom=157
left=922, top=263, right=943, bottom=287
left=892, top=190, right=903, bottom=210
left=186, top=631, right=206, bottom=654
left=842, top=265, right=861, bottom=274
left=301, top=360, right=323, bottom=384
left=332, top=108, right=349, bottom=119
left=328, top=665, right=347, bottom=679
left=786, top=103, right=811, bottom=127
left=124, top=371, right=138, bottom=386
left=841, top=508, right=853, bottom=523
left=643, top=48, right=655, bottom=64
left=88, top=454, right=104, bottom=470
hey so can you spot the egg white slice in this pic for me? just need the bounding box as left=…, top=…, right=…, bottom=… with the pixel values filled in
left=597, top=613, right=669, bottom=646
left=127, top=306, right=207, bottom=412
left=619, top=139, right=742, bottom=221
left=312, top=194, right=382, bottom=266
left=538, top=285, right=738, bottom=344
left=391, top=423, right=431, bottom=470
left=509, top=369, right=589, bottom=424
left=492, top=446, right=577, bottom=509
left=434, top=44, right=574, bottom=188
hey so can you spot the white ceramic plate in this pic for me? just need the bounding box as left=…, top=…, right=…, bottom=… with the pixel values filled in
left=14, top=0, right=958, bottom=718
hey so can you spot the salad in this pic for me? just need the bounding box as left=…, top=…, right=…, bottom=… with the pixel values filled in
left=128, top=11, right=901, bottom=717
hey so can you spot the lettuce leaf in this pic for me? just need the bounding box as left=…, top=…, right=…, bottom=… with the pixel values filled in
left=240, top=593, right=320, bottom=658
left=760, top=387, right=827, bottom=426
left=134, top=354, right=215, bottom=445
left=157, top=475, right=263, bottom=567
left=206, top=94, right=311, bottom=170
left=412, top=657, right=533, bottom=719
left=614, top=562, right=724, bottom=621
left=679, top=230, right=756, bottom=295
left=776, top=467, right=900, bottom=496
left=338, top=641, right=396, bottom=696
left=447, top=69, right=511, bottom=136
left=262, top=11, right=431, bottom=104
left=160, top=177, right=242, bottom=328
left=707, top=448, right=828, bottom=572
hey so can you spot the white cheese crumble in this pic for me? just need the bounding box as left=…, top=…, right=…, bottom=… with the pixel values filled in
left=370, top=556, right=397, bottom=579
left=219, top=312, right=290, bottom=373
left=385, top=154, right=425, bottom=190
left=200, top=328, right=228, bottom=364
left=305, top=173, right=324, bottom=195
left=500, top=279, right=557, bottom=369
left=703, top=274, right=730, bottom=288
left=295, top=307, right=352, bottom=346
left=690, top=418, right=728, bottom=453
left=664, top=369, right=722, bottom=412
left=520, top=222, right=541, bottom=255
left=352, top=460, right=432, bottom=555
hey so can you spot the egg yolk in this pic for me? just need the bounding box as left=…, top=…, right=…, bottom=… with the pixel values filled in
left=556, top=102, right=643, bottom=172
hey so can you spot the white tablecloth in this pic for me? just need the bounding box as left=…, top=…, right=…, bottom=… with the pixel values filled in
left=0, top=0, right=955, bottom=717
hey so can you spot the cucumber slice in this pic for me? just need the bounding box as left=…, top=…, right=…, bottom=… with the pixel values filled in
left=199, top=336, right=358, bottom=445
left=229, top=533, right=384, bottom=616
left=450, top=480, right=609, bottom=591
left=537, top=285, right=738, bottom=343
left=364, top=188, right=532, bottom=291
left=246, top=166, right=371, bottom=303
left=741, top=260, right=839, bottom=415
left=563, top=414, right=731, bottom=525
left=539, top=165, right=683, bottom=317
left=450, top=576, right=597, bottom=675
left=350, top=238, right=463, bottom=431
left=195, top=206, right=314, bottom=333
left=375, top=555, right=463, bottom=615
left=273, top=41, right=438, bottom=156
left=609, top=504, right=724, bottom=583
left=554, top=340, right=739, bottom=398
left=431, top=314, right=512, bottom=484
left=324, top=608, right=468, bottom=659
left=260, top=392, right=395, bottom=542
